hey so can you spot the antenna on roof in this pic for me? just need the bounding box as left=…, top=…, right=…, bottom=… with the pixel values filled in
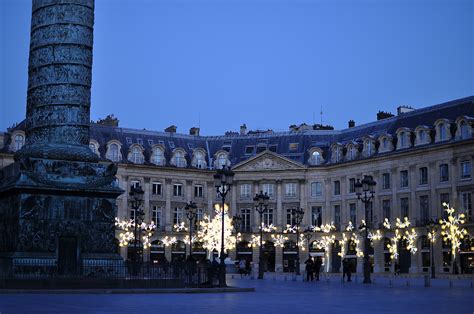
left=320, top=105, right=323, bottom=124
left=198, top=112, right=201, bottom=128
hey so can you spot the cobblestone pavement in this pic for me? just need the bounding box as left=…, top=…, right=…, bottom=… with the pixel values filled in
left=0, top=275, right=473, bottom=314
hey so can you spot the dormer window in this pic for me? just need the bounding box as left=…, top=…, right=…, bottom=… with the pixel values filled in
left=378, top=134, right=393, bottom=153
left=128, top=145, right=144, bottom=164
left=331, top=144, right=343, bottom=163
left=151, top=146, right=165, bottom=166
left=192, top=150, right=207, bottom=169
left=439, top=123, right=446, bottom=140
left=346, top=144, right=358, bottom=160
left=106, top=142, right=121, bottom=162
left=172, top=149, right=187, bottom=168
left=396, top=128, right=411, bottom=150
left=309, top=149, right=323, bottom=165
left=89, top=140, right=100, bottom=156
left=460, top=121, right=470, bottom=139
left=455, top=117, right=472, bottom=140
left=363, top=138, right=375, bottom=157
left=14, top=134, right=24, bottom=151
left=215, top=152, right=229, bottom=169
left=383, top=138, right=388, bottom=149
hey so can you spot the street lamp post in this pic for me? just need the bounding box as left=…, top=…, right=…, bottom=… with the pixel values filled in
left=354, top=175, right=376, bottom=284
left=185, top=201, right=198, bottom=257
left=427, top=220, right=438, bottom=279
left=254, top=191, right=270, bottom=279
left=291, top=207, right=305, bottom=276
left=213, top=166, right=235, bottom=288
left=129, top=184, right=145, bottom=273
left=303, top=227, right=313, bottom=254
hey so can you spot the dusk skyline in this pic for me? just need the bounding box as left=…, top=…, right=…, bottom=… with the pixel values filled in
left=1, top=0, right=472, bottom=135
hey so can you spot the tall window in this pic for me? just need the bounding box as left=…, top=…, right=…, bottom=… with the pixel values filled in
left=263, top=209, right=274, bottom=225
left=108, top=143, right=120, bottom=162
left=439, top=123, right=446, bottom=140
left=399, top=132, right=407, bottom=148
left=460, top=121, right=470, bottom=139
left=240, top=184, right=251, bottom=198
left=174, top=151, right=186, bottom=168
left=310, top=150, right=322, bottom=165
left=194, top=185, right=203, bottom=198
left=349, top=203, right=356, bottom=226
left=173, top=207, right=184, bottom=224
left=461, top=161, right=471, bottom=179
left=439, top=164, right=449, bottom=182
left=151, top=148, right=164, bottom=165
left=286, top=209, right=297, bottom=226
left=400, top=197, right=409, bottom=218
left=382, top=199, right=391, bottom=221
left=173, top=184, right=183, bottom=196
left=14, top=134, right=24, bottom=151
left=419, top=167, right=428, bottom=185
left=419, top=195, right=429, bottom=224
left=311, top=182, right=322, bottom=197
left=333, top=180, right=340, bottom=196
left=311, top=206, right=322, bottom=227
left=365, top=140, right=373, bottom=156
left=130, top=180, right=140, bottom=189
left=216, top=153, right=228, bottom=169
left=461, top=192, right=472, bottom=220
left=349, top=178, right=356, bottom=194
left=418, top=130, right=425, bottom=143
left=131, top=147, right=142, bottom=163
left=382, top=173, right=390, bottom=190
left=240, top=208, right=251, bottom=232
left=262, top=183, right=274, bottom=197
left=334, top=205, right=341, bottom=230
left=440, top=193, right=450, bottom=220
left=285, top=183, right=297, bottom=197
left=400, top=170, right=409, bottom=188
left=152, top=206, right=162, bottom=229
left=194, top=151, right=206, bottom=169
left=152, top=182, right=162, bottom=195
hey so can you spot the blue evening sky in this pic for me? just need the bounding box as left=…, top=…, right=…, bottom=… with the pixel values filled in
left=1, top=0, right=472, bottom=135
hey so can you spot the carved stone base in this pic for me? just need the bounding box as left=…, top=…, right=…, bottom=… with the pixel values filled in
left=0, top=157, right=123, bottom=275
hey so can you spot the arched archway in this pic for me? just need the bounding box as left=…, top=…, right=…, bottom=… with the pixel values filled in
left=283, top=241, right=297, bottom=272
left=171, top=240, right=186, bottom=262
left=398, top=239, right=411, bottom=273
left=331, top=241, right=341, bottom=273
left=150, top=240, right=165, bottom=264
left=263, top=241, right=276, bottom=272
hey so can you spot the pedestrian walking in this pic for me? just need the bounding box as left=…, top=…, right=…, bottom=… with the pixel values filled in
left=314, top=257, right=322, bottom=281
left=305, top=256, right=315, bottom=282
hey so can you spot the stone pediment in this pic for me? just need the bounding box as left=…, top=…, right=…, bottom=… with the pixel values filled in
left=233, top=151, right=305, bottom=171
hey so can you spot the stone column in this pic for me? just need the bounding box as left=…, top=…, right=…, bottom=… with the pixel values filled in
left=276, top=180, right=283, bottom=226
left=18, top=0, right=98, bottom=162
left=143, top=177, right=151, bottom=220
left=275, top=246, right=283, bottom=273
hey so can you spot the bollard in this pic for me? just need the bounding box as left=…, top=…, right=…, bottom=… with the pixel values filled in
left=292, top=274, right=297, bottom=282
left=449, top=280, right=453, bottom=288
left=406, top=280, right=410, bottom=287
left=389, top=279, right=393, bottom=287
left=355, top=275, right=358, bottom=284
left=424, top=275, right=430, bottom=287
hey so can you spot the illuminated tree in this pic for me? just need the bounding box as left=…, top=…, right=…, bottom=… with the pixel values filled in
left=115, top=217, right=156, bottom=249
left=439, top=203, right=468, bottom=273
left=197, top=203, right=237, bottom=256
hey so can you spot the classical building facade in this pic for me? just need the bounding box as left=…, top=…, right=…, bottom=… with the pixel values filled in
left=1, top=96, right=473, bottom=275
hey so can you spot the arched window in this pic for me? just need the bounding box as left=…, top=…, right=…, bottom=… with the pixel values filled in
left=174, top=150, right=186, bottom=168
left=439, top=123, right=446, bottom=140
left=14, top=134, right=24, bottom=151
left=89, top=143, right=97, bottom=154
left=108, top=143, right=120, bottom=162
left=216, top=153, right=229, bottom=169
left=418, top=130, right=425, bottom=143
left=151, top=147, right=165, bottom=165
left=364, top=139, right=374, bottom=157
left=382, top=138, right=388, bottom=149
left=192, top=150, right=207, bottom=169
left=400, top=132, right=406, bottom=148
left=309, top=150, right=322, bottom=165
left=128, top=145, right=144, bottom=164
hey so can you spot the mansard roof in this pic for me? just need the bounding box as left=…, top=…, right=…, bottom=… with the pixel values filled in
left=2, top=96, right=473, bottom=167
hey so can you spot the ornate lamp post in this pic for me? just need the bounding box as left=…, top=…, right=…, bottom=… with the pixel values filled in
left=185, top=201, right=198, bottom=257
left=303, top=227, right=313, bottom=254
left=129, top=184, right=145, bottom=272
left=354, top=175, right=376, bottom=284
left=213, top=166, right=235, bottom=287
left=291, top=207, right=305, bottom=275
left=254, top=191, right=270, bottom=279
left=426, top=220, right=438, bottom=279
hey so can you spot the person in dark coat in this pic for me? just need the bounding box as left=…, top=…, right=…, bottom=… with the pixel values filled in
left=314, top=257, right=322, bottom=281
left=245, top=257, right=252, bottom=276
left=342, top=258, right=348, bottom=282
left=305, top=256, right=315, bottom=282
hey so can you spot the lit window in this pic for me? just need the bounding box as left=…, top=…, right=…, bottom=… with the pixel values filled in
left=14, top=134, right=24, bottom=151
left=310, top=150, right=322, bottom=165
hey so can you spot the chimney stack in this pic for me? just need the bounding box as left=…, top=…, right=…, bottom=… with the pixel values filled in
left=377, top=111, right=394, bottom=121
left=397, top=105, right=415, bottom=115
left=165, top=125, right=177, bottom=133
left=240, top=124, right=247, bottom=135
left=189, top=127, right=200, bottom=136
left=348, top=120, right=355, bottom=128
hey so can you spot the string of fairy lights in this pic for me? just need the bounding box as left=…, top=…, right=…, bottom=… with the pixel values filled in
left=115, top=203, right=469, bottom=264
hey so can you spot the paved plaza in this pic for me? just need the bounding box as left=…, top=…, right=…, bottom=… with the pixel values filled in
left=0, top=275, right=473, bottom=314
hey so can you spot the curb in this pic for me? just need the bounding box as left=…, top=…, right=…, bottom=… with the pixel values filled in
left=0, top=287, right=256, bottom=294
